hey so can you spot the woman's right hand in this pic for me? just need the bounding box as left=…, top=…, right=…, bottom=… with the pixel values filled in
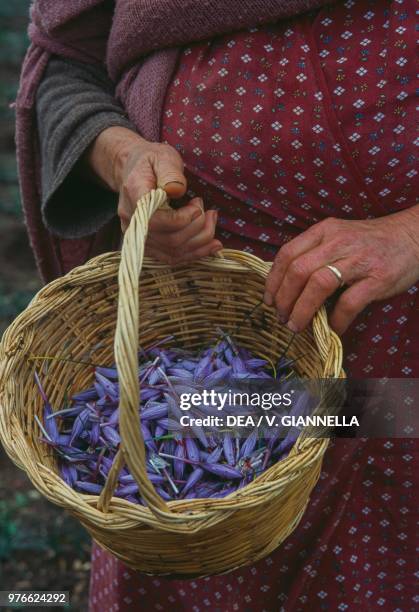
left=85, top=126, right=223, bottom=264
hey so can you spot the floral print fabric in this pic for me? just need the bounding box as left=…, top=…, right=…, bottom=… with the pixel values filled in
left=89, top=1, right=418, bottom=609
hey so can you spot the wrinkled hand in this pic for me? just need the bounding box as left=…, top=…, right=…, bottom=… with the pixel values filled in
left=86, top=126, right=222, bottom=264
left=264, top=208, right=419, bottom=336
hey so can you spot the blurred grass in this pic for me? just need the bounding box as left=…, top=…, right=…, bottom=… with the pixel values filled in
left=0, top=448, right=91, bottom=609
left=0, top=281, right=35, bottom=324
left=0, top=488, right=89, bottom=563
left=0, top=0, right=39, bottom=335
left=0, top=0, right=29, bottom=217
left=0, top=30, right=30, bottom=63
left=0, top=154, right=21, bottom=217
left=0, top=1, right=31, bottom=19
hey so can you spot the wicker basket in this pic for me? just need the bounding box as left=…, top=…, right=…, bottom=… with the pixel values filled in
left=0, top=189, right=344, bottom=577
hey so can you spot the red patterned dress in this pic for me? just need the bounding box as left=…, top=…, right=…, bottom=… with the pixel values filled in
left=89, top=1, right=418, bottom=610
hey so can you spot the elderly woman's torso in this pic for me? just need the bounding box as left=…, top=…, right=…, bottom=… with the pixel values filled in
left=159, top=3, right=415, bottom=258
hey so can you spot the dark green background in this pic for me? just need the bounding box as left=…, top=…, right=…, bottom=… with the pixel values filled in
left=0, top=0, right=40, bottom=333
left=0, top=4, right=90, bottom=609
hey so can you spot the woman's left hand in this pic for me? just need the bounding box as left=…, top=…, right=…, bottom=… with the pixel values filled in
left=264, top=206, right=419, bottom=335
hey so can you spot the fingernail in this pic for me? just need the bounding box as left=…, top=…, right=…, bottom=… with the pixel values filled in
left=286, top=320, right=298, bottom=333
left=211, top=243, right=223, bottom=255
left=164, top=180, right=186, bottom=188
left=263, top=291, right=273, bottom=306
left=191, top=199, right=204, bottom=220
left=276, top=307, right=286, bottom=322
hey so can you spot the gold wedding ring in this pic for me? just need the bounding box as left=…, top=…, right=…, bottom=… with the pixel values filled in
left=325, top=264, right=344, bottom=287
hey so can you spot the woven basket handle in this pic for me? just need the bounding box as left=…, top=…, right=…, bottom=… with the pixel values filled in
left=115, top=188, right=172, bottom=516
left=111, top=188, right=342, bottom=517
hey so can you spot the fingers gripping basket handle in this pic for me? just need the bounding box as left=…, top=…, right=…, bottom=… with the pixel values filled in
left=106, top=188, right=342, bottom=518
left=115, top=188, right=172, bottom=516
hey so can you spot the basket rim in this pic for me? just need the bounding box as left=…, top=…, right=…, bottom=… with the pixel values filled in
left=0, top=244, right=343, bottom=531
left=1, top=414, right=329, bottom=532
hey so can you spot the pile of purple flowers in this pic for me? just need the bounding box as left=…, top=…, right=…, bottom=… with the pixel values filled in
left=36, top=332, right=301, bottom=503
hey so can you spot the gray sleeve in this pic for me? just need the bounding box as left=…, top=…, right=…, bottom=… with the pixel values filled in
left=36, top=57, right=136, bottom=238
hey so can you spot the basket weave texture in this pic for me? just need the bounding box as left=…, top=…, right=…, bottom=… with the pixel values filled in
left=0, top=189, right=344, bottom=577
